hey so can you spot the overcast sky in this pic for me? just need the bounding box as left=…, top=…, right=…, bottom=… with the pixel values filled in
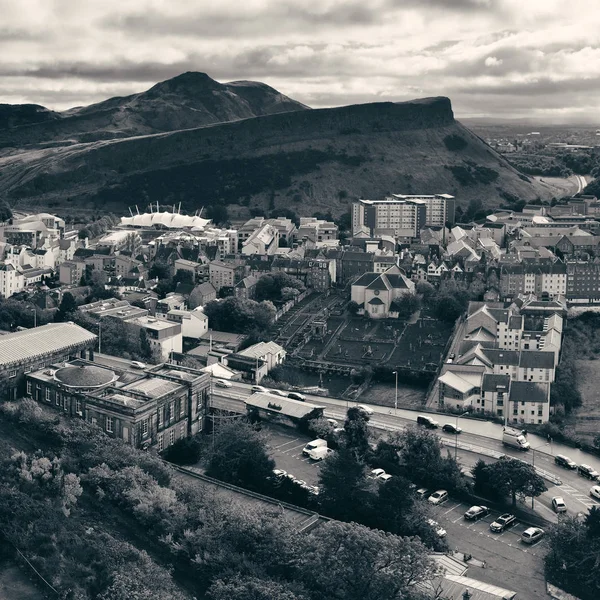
left=1, top=0, right=599, bottom=122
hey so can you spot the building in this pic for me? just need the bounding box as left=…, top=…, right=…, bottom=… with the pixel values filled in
left=267, top=217, right=296, bottom=244
left=0, top=262, right=25, bottom=298
left=189, top=282, right=218, bottom=308
left=1, top=213, right=65, bottom=249
left=296, top=218, right=338, bottom=245
left=352, top=198, right=426, bottom=239
left=389, top=194, right=456, bottom=226
left=156, top=293, right=187, bottom=318
left=566, top=260, right=600, bottom=302
left=244, top=393, right=325, bottom=427
left=134, top=316, right=182, bottom=361
left=209, top=260, right=238, bottom=291
left=242, top=223, right=279, bottom=256
left=499, top=261, right=567, bottom=301
left=0, top=323, right=97, bottom=400
left=237, top=341, right=286, bottom=372
left=234, top=275, right=259, bottom=299
left=25, top=360, right=210, bottom=450
left=165, top=308, right=208, bottom=338
left=351, top=265, right=416, bottom=318
left=79, top=298, right=149, bottom=321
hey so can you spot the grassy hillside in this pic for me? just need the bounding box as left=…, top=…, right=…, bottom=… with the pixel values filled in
left=0, top=96, right=545, bottom=216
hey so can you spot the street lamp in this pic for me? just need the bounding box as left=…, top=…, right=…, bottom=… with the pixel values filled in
left=530, top=441, right=549, bottom=509
left=30, top=307, right=37, bottom=328
left=392, top=370, right=398, bottom=416
left=455, top=411, right=470, bottom=460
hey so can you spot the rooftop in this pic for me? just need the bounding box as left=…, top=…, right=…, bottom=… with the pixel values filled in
left=54, top=364, right=117, bottom=389
left=245, top=393, right=325, bottom=419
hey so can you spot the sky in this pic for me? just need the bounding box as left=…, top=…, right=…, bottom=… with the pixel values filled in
left=1, top=0, right=599, bottom=123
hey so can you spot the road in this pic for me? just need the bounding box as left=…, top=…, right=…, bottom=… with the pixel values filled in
left=211, top=380, right=600, bottom=518
left=575, top=174, right=587, bottom=194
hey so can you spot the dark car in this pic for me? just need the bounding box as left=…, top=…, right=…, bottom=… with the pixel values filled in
left=464, top=505, right=490, bottom=521
left=490, top=513, right=516, bottom=532
left=578, top=464, right=600, bottom=480
left=555, top=455, right=577, bottom=470
left=442, top=423, right=462, bottom=434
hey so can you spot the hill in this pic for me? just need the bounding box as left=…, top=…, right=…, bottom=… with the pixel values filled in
left=0, top=71, right=309, bottom=148
left=0, top=94, right=545, bottom=217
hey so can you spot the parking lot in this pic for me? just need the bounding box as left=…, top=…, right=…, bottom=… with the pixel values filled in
left=427, top=495, right=548, bottom=600
left=264, top=425, right=322, bottom=485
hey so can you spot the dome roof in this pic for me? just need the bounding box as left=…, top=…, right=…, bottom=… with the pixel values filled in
left=54, top=365, right=116, bottom=389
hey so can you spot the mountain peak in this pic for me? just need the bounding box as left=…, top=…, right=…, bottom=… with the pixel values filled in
left=145, top=71, right=222, bottom=96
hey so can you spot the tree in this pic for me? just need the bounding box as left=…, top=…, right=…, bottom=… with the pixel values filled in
left=344, top=407, right=371, bottom=456
left=255, top=273, right=305, bottom=303
left=55, top=292, right=78, bottom=322
left=477, top=458, right=547, bottom=507
left=346, top=300, right=360, bottom=315
left=78, top=228, right=91, bottom=239
left=317, top=447, right=374, bottom=522
left=148, top=261, right=171, bottom=281
left=415, top=281, right=435, bottom=301
left=206, top=421, right=275, bottom=491
left=390, top=293, right=421, bottom=319
left=206, top=204, right=229, bottom=225
left=430, top=280, right=470, bottom=322
left=298, top=521, right=438, bottom=600
left=203, top=297, right=276, bottom=333
left=207, top=576, right=308, bottom=600
left=162, top=436, right=203, bottom=466
left=173, top=269, right=194, bottom=286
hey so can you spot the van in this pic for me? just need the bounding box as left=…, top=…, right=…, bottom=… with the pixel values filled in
left=417, top=415, right=439, bottom=429
left=308, top=446, right=332, bottom=461
left=302, top=439, right=327, bottom=457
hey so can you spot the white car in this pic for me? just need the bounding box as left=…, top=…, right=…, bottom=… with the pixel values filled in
left=370, top=468, right=386, bottom=479
left=378, top=473, right=393, bottom=482
left=356, top=404, right=374, bottom=416
left=428, top=490, right=449, bottom=505
left=214, top=379, right=232, bottom=388
left=427, top=518, right=447, bottom=538
left=591, top=486, right=600, bottom=501
left=130, top=360, right=146, bottom=369
left=268, top=389, right=288, bottom=398
left=251, top=385, right=267, bottom=394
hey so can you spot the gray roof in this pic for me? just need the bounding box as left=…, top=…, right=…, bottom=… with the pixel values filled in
left=481, top=373, right=511, bottom=392
left=0, top=323, right=97, bottom=368
left=245, top=392, right=325, bottom=419
left=482, top=349, right=520, bottom=365
left=509, top=381, right=549, bottom=404
left=519, top=351, right=555, bottom=369
left=54, top=364, right=116, bottom=388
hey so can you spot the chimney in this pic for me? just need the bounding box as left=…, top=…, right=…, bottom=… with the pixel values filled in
left=462, top=590, right=472, bottom=600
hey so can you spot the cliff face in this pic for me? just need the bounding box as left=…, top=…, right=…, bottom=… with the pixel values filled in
left=0, top=94, right=544, bottom=217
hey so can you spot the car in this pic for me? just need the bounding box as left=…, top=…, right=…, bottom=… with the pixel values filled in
left=464, top=505, right=490, bottom=521
left=326, top=418, right=339, bottom=427
left=552, top=496, right=567, bottom=513
left=590, top=486, right=600, bottom=501
left=460, top=466, right=474, bottom=480
left=578, top=464, right=600, bottom=480
left=268, top=389, right=289, bottom=398
left=521, top=527, right=545, bottom=544
left=415, top=487, right=429, bottom=498
left=554, top=455, right=577, bottom=469
left=428, top=490, right=449, bottom=505
left=307, top=485, right=320, bottom=496
left=417, top=415, right=439, bottom=429
left=287, top=392, right=306, bottom=402
left=370, top=468, right=386, bottom=479
left=251, top=385, right=268, bottom=394
left=442, top=423, right=462, bottom=434
left=214, top=379, right=232, bottom=388
left=130, top=361, right=146, bottom=369
left=490, top=513, right=517, bottom=532
left=294, top=479, right=307, bottom=488
left=356, top=404, right=374, bottom=416
left=378, top=473, right=393, bottom=482
left=271, top=469, right=287, bottom=483
left=427, top=519, right=447, bottom=538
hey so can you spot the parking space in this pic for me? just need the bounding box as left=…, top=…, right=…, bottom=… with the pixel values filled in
left=264, top=426, right=322, bottom=485
left=428, top=497, right=547, bottom=557
left=556, top=482, right=600, bottom=512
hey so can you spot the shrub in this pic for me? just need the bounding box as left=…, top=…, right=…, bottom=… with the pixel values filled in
left=443, top=134, right=468, bottom=151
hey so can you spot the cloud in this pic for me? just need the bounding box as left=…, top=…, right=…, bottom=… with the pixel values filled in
left=484, top=56, right=503, bottom=67
left=0, top=0, right=597, bottom=122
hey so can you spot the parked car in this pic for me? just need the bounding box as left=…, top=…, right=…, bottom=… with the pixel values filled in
left=214, top=379, right=232, bottom=388
left=326, top=418, right=339, bottom=427
left=370, top=468, right=386, bottom=479
left=271, top=469, right=287, bottom=484
left=302, top=439, right=327, bottom=457
left=591, top=486, right=600, bottom=501
left=552, top=497, right=567, bottom=513
left=578, top=464, right=600, bottom=480
left=464, top=505, right=490, bottom=521
left=251, top=385, right=267, bottom=394
left=287, top=392, right=306, bottom=402
left=521, top=527, right=545, bottom=544
left=442, top=423, right=462, bottom=434
left=427, top=519, right=447, bottom=538
left=490, top=513, right=516, bottom=533
left=460, top=466, right=475, bottom=480
left=415, top=487, right=429, bottom=498
left=268, top=389, right=289, bottom=398
left=356, top=404, right=374, bottom=416
left=378, top=473, right=393, bottom=482
left=554, top=455, right=577, bottom=469
left=428, top=490, right=449, bottom=505
left=130, top=361, right=146, bottom=369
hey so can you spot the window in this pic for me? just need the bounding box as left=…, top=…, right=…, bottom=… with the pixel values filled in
left=157, top=435, right=164, bottom=452
left=158, top=407, right=163, bottom=427
left=76, top=398, right=82, bottom=414
left=63, top=397, right=68, bottom=412
left=180, top=399, right=185, bottom=417
left=142, top=419, right=149, bottom=437
left=45, top=388, right=51, bottom=402
left=26, top=381, right=32, bottom=395
left=106, top=416, right=113, bottom=433
left=180, top=423, right=185, bottom=439
left=169, top=401, right=175, bottom=421
left=8, top=370, right=16, bottom=378
left=169, top=429, right=175, bottom=446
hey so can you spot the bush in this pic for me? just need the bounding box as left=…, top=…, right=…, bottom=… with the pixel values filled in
left=162, top=436, right=203, bottom=465
left=443, top=134, right=468, bottom=151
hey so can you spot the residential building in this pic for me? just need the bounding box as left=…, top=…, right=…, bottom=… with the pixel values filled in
left=156, top=293, right=186, bottom=318
left=25, top=360, right=210, bottom=449
left=0, top=323, right=97, bottom=401
left=352, top=198, right=426, bottom=239
left=267, top=217, right=296, bottom=244
left=165, top=308, right=208, bottom=339
left=234, top=275, right=259, bottom=299
left=79, top=298, right=149, bottom=321
left=0, top=262, right=25, bottom=298
left=237, top=217, right=268, bottom=250
left=339, top=250, right=375, bottom=284
left=173, top=258, right=204, bottom=281
left=209, top=260, right=238, bottom=291
left=296, top=218, right=339, bottom=245
left=499, top=261, right=567, bottom=301
left=237, top=341, right=286, bottom=372
left=134, top=316, right=182, bottom=361
left=566, top=260, right=600, bottom=302
left=242, top=223, right=279, bottom=256
left=351, top=265, right=416, bottom=318
left=189, top=282, right=218, bottom=308
left=389, top=193, right=456, bottom=226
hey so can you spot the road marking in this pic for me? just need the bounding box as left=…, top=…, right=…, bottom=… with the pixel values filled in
left=274, top=439, right=299, bottom=449
left=280, top=443, right=306, bottom=454
left=444, top=503, right=462, bottom=515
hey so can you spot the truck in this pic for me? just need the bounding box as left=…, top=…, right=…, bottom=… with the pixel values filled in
left=302, top=439, right=327, bottom=457
left=502, top=427, right=530, bottom=450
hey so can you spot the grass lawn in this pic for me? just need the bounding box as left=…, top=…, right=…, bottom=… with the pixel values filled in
left=568, top=360, right=600, bottom=444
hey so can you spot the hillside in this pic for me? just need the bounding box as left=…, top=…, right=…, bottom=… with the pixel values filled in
left=0, top=72, right=308, bottom=149
left=0, top=95, right=546, bottom=217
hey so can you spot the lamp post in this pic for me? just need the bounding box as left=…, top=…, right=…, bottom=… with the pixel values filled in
left=455, top=411, right=470, bottom=460
left=393, top=370, right=398, bottom=416
left=31, top=307, right=37, bottom=328
left=531, top=441, right=549, bottom=509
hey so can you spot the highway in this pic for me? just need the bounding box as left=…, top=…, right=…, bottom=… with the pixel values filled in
left=212, top=380, right=600, bottom=519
